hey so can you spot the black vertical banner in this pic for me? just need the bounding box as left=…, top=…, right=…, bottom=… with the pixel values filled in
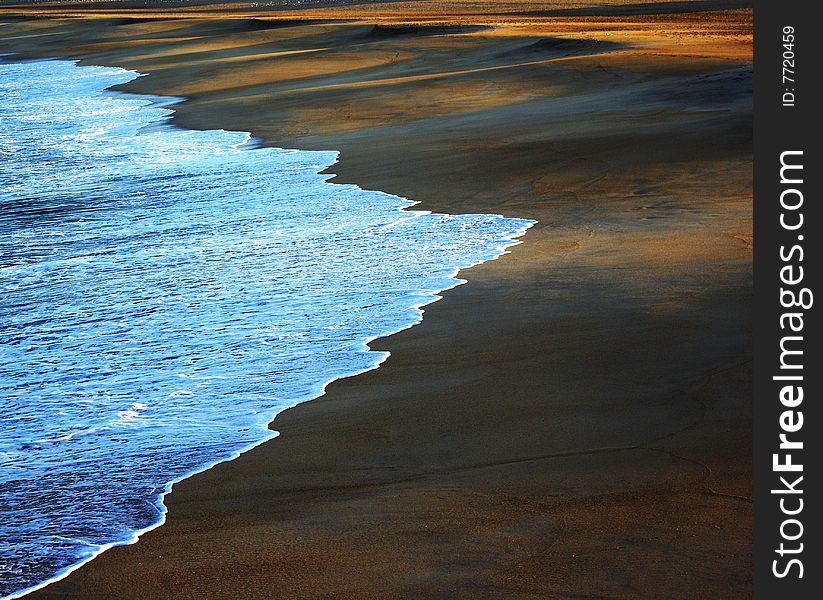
left=754, top=0, right=821, bottom=597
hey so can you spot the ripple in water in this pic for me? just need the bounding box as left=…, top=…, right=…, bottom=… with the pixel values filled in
left=0, top=58, right=534, bottom=598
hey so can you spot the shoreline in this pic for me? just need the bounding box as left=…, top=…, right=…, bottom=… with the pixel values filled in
left=1, top=4, right=753, bottom=598
left=0, top=55, right=536, bottom=600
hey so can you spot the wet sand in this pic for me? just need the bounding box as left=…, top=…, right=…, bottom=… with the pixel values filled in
left=0, top=2, right=752, bottom=598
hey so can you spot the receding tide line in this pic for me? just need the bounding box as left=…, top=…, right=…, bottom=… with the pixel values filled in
left=1, top=58, right=535, bottom=600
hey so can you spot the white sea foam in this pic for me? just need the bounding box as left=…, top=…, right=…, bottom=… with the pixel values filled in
left=0, top=58, right=535, bottom=599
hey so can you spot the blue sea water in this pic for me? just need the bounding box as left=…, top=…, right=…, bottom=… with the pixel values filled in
left=0, top=58, right=533, bottom=598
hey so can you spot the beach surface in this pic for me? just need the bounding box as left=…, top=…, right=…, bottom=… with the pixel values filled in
left=0, top=2, right=753, bottom=598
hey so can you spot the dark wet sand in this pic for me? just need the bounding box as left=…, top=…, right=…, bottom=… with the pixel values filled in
left=0, top=3, right=752, bottom=598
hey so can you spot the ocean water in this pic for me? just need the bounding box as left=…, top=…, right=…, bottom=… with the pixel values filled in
left=0, top=58, right=533, bottom=598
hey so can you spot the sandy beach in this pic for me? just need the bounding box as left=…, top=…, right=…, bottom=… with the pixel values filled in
left=0, top=2, right=752, bottom=598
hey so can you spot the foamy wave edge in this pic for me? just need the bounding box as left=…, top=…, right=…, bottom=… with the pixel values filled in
left=2, top=58, right=536, bottom=600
